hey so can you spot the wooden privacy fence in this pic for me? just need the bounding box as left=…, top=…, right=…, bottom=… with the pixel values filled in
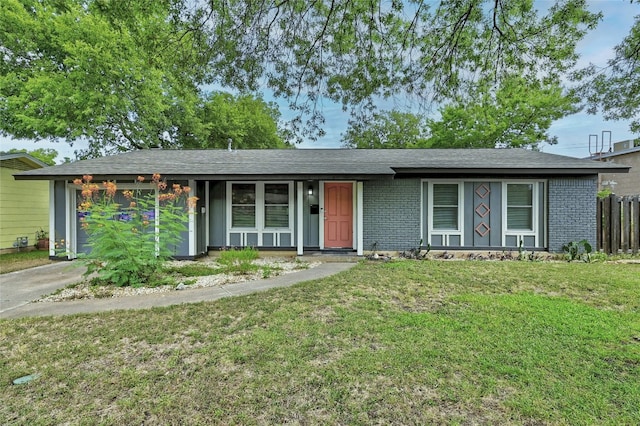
left=597, top=194, right=640, bottom=254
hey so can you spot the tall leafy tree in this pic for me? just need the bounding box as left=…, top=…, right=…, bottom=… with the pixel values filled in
left=1, top=0, right=600, bottom=153
left=342, top=77, right=576, bottom=150
left=428, top=77, right=577, bottom=149
left=576, top=14, right=640, bottom=133
left=0, top=0, right=206, bottom=158
left=187, top=0, right=599, bottom=134
left=181, top=92, right=291, bottom=149
left=341, top=111, right=429, bottom=148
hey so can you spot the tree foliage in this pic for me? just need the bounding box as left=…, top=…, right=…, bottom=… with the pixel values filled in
left=428, top=77, right=577, bottom=149
left=185, top=0, right=599, bottom=130
left=576, top=14, right=640, bottom=133
left=341, top=111, right=429, bottom=148
left=1, top=0, right=601, bottom=154
left=342, top=77, right=577, bottom=150
left=0, top=0, right=206, bottom=157
left=181, top=92, right=290, bottom=149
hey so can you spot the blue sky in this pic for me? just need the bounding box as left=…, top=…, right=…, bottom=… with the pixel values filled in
left=1, top=1, right=638, bottom=161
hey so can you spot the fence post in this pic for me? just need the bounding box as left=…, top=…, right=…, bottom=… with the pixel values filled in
left=633, top=195, right=640, bottom=254
left=611, top=196, right=621, bottom=254
left=597, top=197, right=603, bottom=251
left=622, top=196, right=631, bottom=253
left=603, top=195, right=612, bottom=254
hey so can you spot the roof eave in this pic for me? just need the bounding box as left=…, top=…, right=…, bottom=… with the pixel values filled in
left=393, top=167, right=630, bottom=176
left=13, top=173, right=396, bottom=181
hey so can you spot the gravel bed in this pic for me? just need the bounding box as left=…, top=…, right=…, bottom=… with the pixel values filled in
left=39, top=257, right=320, bottom=302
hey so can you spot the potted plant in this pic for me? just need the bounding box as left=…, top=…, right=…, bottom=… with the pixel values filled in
left=35, top=228, right=49, bottom=250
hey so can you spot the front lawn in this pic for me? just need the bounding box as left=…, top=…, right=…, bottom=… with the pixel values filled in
left=0, top=250, right=51, bottom=274
left=1, top=261, right=639, bottom=424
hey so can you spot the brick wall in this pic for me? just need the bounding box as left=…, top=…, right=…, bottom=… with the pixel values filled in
left=363, top=179, right=421, bottom=251
left=548, top=176, right=598, bottom=252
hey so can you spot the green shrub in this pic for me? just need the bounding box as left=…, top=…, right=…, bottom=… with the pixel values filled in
left=76, top=174, right=197, bottom=287
left=217, top=247, right=260, bottom=275
left=562, top=239, right=593, bottom=262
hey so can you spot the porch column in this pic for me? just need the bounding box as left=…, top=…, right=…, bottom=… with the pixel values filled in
left=204, top=181, right=210, bottom=249
left=65, top=182, right=76, bottom=259
left=296, top=181, right=304, bottom=255
left=188, top=179, right=196, bottom=257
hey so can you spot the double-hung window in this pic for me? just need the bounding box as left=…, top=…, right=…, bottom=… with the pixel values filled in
left=432, top=183, right=460, bottom=230
left=506, top=184, right=533, bottom=231
left=503, top=181, right=543, bottom=248
left=426, top=182, right=463, bottom=246
left=264, top=184, right=290, bottom=228
left=231, top=183, right=256, bottom=228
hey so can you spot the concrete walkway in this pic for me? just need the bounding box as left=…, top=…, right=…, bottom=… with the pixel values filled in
left=0, top=261, right=355, bottom=319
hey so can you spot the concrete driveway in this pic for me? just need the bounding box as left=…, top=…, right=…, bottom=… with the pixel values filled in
left=0, top=262, right=87, bottom=314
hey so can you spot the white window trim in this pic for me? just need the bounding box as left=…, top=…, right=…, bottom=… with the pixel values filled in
left=421, top=179, right=546, bottom=249
left=226, top=181, right=294, bottom=246
left=502, top=181, right=540, bottom=247
left=426, top=181, right=464, bottom=246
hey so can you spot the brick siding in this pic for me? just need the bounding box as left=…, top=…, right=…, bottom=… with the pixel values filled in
left=363, top=179, right=421, bottom=251
left=548, top=176, right=598, bottom=252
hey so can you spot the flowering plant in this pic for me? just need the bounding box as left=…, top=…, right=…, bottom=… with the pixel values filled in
left=35, top=228, right=48, bottom=240
left=75, top=174, right=197, bottom=287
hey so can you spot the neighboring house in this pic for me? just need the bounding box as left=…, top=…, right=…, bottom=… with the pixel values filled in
left=1, top=153, right=50, bottom=252
left=590, top=139, right=640, bottom=196
left=14, top=148, right=629, bottom=258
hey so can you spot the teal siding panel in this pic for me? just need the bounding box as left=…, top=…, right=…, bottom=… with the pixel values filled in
left=210, top=182, right=226, bottom=246
left=464, top=182, right=502, bottom=248
left=304, top=181, right=320, bottom=247
left=196, top=181, right=207, bottom=254
left=489, top=183, right=503, bottom=247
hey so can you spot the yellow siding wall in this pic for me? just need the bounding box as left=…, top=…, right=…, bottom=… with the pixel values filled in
left=0, top=167, right=49, bottom=250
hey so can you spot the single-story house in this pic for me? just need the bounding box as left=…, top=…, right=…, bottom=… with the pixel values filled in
left=1, top=153, right=50, bottom=252
left=14, top=148, right=630, bottom=258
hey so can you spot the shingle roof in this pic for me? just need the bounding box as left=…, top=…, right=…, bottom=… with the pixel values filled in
left=14, top=148, right=631, bottom=181
left=1, top=153, right=48, bottom=171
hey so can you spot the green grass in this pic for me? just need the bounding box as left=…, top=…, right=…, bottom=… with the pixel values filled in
left=0, top=250, right=51, bottom=274
left=1, top=261, right=639, bottom=424
left=217, top=247, right=260, bottom=274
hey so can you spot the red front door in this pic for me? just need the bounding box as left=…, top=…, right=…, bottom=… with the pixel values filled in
left=324, top=182, right=353, bottom=248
